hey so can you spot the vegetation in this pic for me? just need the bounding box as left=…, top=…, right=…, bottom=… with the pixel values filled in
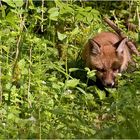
left=0, top=0, right=140, bottom=139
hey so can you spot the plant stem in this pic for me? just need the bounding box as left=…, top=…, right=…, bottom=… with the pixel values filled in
left=41, top=0, right=44, bottom=32
left=10, top=13, right=24, bottom=104
left=28, top=46, right=32, bottom=108
left=0, top=49, right=2, bottom=104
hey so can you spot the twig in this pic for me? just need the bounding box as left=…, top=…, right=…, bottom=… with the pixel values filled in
left=103, top=16, right=140, bottom=56
left=103, top=16, right=125, bottom=38
left=41, top=0, right=44, bottom=32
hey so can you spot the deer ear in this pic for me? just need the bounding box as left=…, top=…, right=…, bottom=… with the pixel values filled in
left=89, top=39, right=101, bottom=55
left=116, top=38, right=128, bottom=55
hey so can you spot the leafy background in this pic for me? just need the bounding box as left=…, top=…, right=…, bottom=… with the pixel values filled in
left=0, top=0, right=140, bottom=139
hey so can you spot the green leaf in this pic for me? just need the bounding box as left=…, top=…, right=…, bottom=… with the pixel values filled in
left=76, top=87, right=86, bottom=94
left=18, top=59, right=26, bottom=68
left=69, top=68, right=80, bottom=72
left=48, top=7, right=59, bottom=21
left=60, top=6, right=74, bottom=15
left=57, top=31, right=67, bottom=41
left=86, top=13, right=93, bottom=23
left=0, top=45, right=9, bottom=52
left=95, top=87, right=106, bottom=100
left=6, top=12, right=19, bottom=30
left=52, top=107, right=66, bottom=115
left=85, top=7, right=92, bottom=11
left=2, top=0, right=23, bottom=7
left=2, top=0, right=15, bottom=8
left=71, top=26, right=79, bottom=36
left=0, top=6, right=6, bottom=18
left=66, top=79, right=79, bottom=88
left=5, top=83, right=12, bottom=90
left=48, top=77, right=57, bottom=82
left=87, top=69, right=96, bottom=81
left=14, top=0, right=24, bottom=7
left=7, top=113, right=15, bottom=120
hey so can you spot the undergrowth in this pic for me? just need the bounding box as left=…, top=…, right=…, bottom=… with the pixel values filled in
left=0, top=0, right=140, bottom=139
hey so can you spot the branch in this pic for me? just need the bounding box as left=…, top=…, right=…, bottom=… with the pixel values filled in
left=103, top=16, right=125, bottom=38
left=103, top=16, right=140, bottom=56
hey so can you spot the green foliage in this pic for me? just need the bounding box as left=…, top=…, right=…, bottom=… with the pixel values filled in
left=0, top=0, right=140, bottom=139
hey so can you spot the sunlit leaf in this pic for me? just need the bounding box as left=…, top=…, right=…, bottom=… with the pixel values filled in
left=66, top=79, right=79, bottom=88
left=2, top=0, right=15, bottom=7
left=95, top=87, right=106, bottom=100
left=57, top=31, right=67, bottom=41
left=48, top=7, right=59, bottom=21
left=71, top=26, right=79, bottom=36
left=14, top=0, right=24, bottom=7
left=69, top=68, right=80, bottom=72
left=0, top=45, right=9, bottom=52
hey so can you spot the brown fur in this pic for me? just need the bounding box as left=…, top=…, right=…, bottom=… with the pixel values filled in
left=82, top=32, right=131, bottom=87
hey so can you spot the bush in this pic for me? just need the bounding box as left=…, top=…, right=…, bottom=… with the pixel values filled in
left=0, top=0, right=140, bottom=139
